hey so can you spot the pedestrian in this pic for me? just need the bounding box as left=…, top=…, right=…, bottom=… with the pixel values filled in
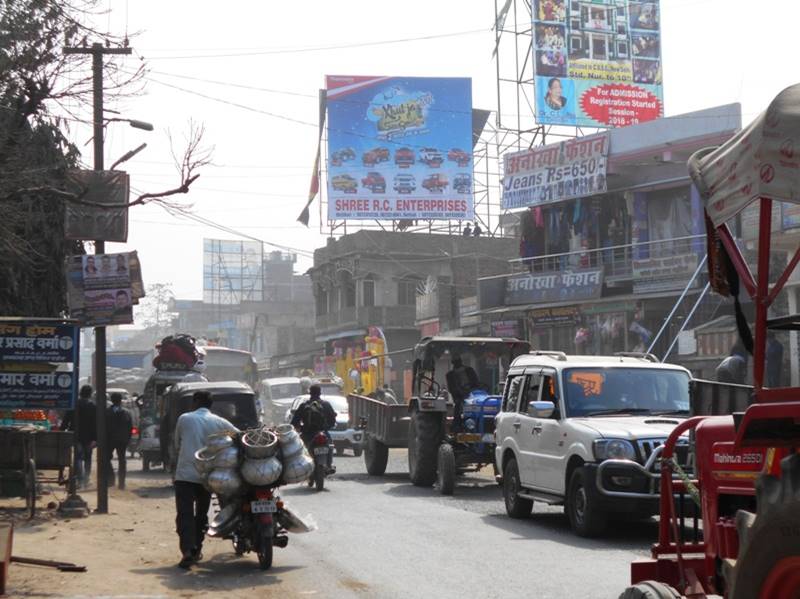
left=61, top=385, right=96, bottom=488
left=105, top=392, right=132, bottom=489
left=462, top=223, right=472, bottom=237
left=716, top=341, right=748, bottom=385
left=766, top=332, right=784, bottom=388
left=473, top=223, right=482, bottom=237
left=173, top=390, right=237, bottom=569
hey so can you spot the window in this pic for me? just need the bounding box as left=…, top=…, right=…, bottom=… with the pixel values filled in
left=540, top=372, right=561, bottom=419
left=339, top=272, right=355, bottom=308
left=362, top=278, right=375, bottom=307
left=521, top=374, right=542, bottom=411
left=398, top=278, right=420, bottom=306
left=315, top=285, right=328, bottom=316
left=502, top=375, right=524, bottom=412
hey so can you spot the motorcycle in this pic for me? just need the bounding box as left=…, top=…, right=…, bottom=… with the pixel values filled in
left=210, top=484, right=289, bottom=570
left=306, top=432, right=333, bottom=492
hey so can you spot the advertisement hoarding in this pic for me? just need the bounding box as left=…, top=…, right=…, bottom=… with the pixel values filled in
left=203, top=239, right=264, bottom=305
left=532, top=0, right=663, bottom=127
left=502, top=132, right=608, bottom=210
left=66, top=252, right=144, bottom=327
left=326, top=75, right=474, bottom=221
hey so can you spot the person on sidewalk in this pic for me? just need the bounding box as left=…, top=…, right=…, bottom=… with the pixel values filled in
left=62, top=385, right=97, bottom=488
left=173, top=390, right=237, bottom=569
left=105, top=393, right=132, bottom=490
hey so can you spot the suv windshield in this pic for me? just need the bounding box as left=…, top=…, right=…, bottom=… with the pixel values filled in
left=563, top=368, right=689, bottom=417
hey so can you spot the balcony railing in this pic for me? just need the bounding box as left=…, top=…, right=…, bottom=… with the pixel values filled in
left=315, top=305, right=416, bottom=333
left=509, top=234, right=705, bottom=279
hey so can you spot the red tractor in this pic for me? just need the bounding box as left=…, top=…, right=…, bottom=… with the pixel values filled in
left=620, top=85, right=800, bottom=599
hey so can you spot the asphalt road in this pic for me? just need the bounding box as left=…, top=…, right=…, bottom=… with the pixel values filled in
left=9, top=449, right=658, bottom=598
left=269, top=448, right=654, bottom=599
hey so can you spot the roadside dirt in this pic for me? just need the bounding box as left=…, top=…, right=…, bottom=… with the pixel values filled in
left=4, top=469, right=296, bottom=598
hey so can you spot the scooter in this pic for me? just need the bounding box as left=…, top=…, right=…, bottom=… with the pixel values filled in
left=306, top=432, right=333, bottom=492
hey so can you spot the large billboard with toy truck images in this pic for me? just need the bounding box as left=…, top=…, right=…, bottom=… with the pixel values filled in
left=326, top=75, right=474, bottom=221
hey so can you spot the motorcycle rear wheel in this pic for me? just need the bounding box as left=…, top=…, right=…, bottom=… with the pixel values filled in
left=314, top=463, right=325, bottom=491
left=257, top=528, right=273, bottom=570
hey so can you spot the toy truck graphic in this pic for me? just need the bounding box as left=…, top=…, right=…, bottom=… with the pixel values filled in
left=393, top=174, right=416, bottom=194
left=332, top=174, right=358, bottom=194
left=447, top=148, right=471, bottom=167
left=361, top=171, right=386, bottom=193
left=419, top=147, right=444, bottom=167
left=422, top=173, right=448, bottom=193
left=394, top=147, right=415, bottom=168
left=453, top=174, right=472, bottom=194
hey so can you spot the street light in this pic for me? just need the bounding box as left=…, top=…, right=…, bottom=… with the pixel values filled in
left=110, top=143, right=147, bottom=170
left=105, top=117, right=155, bottom=131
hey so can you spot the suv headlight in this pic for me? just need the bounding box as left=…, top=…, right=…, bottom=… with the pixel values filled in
left=593, top=439, right=636, bottom=461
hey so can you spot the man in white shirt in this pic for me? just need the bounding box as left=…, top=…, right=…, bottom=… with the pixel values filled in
left=173, top=390, right=237, bottom=569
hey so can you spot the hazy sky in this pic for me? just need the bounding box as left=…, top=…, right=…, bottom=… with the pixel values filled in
left=66, top=0, right=800, bottom=300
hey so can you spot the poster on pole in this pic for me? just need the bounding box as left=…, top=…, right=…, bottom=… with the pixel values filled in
left=0, top=321, right=80, bottom=410
left=532, top=0, right=663, bottom=127
left=326, top=75, right=474, bottom=221
left=66, top=251, right=145, bottom=327
left=501, top=132, right=609, bottom=210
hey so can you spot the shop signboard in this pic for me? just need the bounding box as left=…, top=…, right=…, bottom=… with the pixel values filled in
left=782, top=203, right=800, bottom=231
left=326, top=75, right=474, bottom=221
left=502, top=133, right=608, bottom=210
left=632, top=252, right=698, bottom=294
left=505, top=268, right=603, bottom=305
left=532, top=0, right=663, bottom=127
left=530, top=305, right=580, bottom=326
left=491, top=320, right=523, bottom=338
left=0, top=321, right=80, bottom=410
left=459, top=296, right=480, bottom=328
left=66, top=252, right=144, bottom=327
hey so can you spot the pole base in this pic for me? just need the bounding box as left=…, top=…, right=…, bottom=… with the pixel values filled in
left=58, top=494, right=89, bottom=518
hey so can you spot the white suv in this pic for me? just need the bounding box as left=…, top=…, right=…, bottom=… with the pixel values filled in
left=495, top=351, right=691, bottom=537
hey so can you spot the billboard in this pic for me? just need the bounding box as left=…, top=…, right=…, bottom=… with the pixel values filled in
left=326, top=76, right=474, bottom=221
left=203, top=239, right=264, bottom=304
left=502, top=132, right=608, bottom=210
left=532, top=0, right=663, bottom=127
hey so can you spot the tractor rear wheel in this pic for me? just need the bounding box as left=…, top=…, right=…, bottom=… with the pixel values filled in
left=618, top=581, right=681, bottom=599
left=408, top=409, right=442, bottom=487
left=725, top=453, right=800, bottom=599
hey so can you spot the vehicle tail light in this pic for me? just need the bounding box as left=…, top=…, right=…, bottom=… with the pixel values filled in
left=255, top=489, right=273, bottom=500
left=313, top=432, right=328, bottom=445
left=131, top=427, right=139, bottom=436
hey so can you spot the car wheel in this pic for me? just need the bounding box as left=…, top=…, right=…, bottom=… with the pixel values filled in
left=503, top=458, right=532, bottom=518
left=567, top=466, right=606, bottom=537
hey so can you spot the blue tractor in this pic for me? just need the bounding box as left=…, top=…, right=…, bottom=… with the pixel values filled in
left=407, top=337, right=530, bottom=494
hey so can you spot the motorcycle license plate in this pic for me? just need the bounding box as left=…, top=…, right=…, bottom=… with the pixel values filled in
left=250, top=499, right=277, bottom=514
left=313, top=447, right=329, bottom=455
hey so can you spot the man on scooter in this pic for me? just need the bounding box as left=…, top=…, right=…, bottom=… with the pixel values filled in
left=291, top=384, right=337, bottom=473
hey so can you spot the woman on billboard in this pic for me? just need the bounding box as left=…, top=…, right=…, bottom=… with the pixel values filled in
left=544, top=78, right=568, bottom=110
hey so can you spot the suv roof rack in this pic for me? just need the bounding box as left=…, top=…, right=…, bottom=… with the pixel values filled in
left=529, top=350, right=568, bottom=361
left=613, top=351, right=659, bottom=363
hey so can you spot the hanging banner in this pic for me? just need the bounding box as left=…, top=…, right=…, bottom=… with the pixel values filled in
left=632, top=253, right=699, bottom=294
left=326, top=75, right=474, bottom=221
left=505, top=268, right=603, bottom=305
left=0, top=320, right=80, bottom=410
left=64, top=170, right=130, bottom=242
left=532, top=0, right=664, bottom=127
left=66, top=252, right=145, bottom=327
left=502, top=133, right=609, bottom=210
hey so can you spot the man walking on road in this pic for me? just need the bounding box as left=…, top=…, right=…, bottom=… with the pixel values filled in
left=105, top=392, right=132, bottom=490
left=62, top=385, right=97, bottom=488
left=173, top=390, right=237, bottom=569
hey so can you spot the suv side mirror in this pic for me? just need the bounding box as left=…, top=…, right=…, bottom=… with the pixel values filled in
left=528, top=400, right=555, bottom=419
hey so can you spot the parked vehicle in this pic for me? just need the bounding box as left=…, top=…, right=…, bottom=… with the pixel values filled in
left=447, top=148, right=470, bottom=167
left=332, top=174, right=358, bottom=193
left=393, top=174, right=416, bottom=194
left=495, top=351, right=691, bottom=536
left=312, top=376, right=345, bottom=398
left=349, top=336, right=528, bottom=491
left=139, top=369, right=206, bottom=471
left=422, top=173, right=448, bottom=193
left=419, top=147, right=443, bottom=167
left=160, top=381, right=260, bottom=472
left=453, top=174, right=472, bottom=194
left=261, top=377, right=302, bottom=425
left=394, top=147, right=415, bottom=168
left=361, top=171, right=386, bottom=193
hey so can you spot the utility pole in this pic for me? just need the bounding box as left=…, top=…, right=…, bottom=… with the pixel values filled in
left=64, top=42, right=131, bottom=514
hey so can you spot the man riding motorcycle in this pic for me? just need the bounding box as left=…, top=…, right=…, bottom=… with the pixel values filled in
left=290, top=384, right=337, bottom=474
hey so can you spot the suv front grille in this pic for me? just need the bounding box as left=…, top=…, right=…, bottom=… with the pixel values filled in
left=637, top=438, right=691, bottom=470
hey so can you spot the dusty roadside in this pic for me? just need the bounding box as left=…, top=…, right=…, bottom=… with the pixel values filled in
left=4, top=469, right=305, bottom=598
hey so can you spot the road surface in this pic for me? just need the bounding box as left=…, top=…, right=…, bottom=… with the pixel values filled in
left=8, top=450, right=656, bottom=598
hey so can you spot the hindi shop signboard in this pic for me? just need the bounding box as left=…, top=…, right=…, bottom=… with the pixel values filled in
left=326, top=75, right=474, bottom=221
left=502, top=133, right=609, bottom=210
left=505, top=268, right=603, bottom=305
left=632, top=252, right=699, bottom=294
left=532, top=0, right=664, bottom=127
left=0, top=321, right=80, bottom=410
